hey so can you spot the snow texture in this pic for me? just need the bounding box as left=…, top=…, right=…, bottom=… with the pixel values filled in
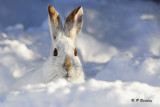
left=0, top=0, right=160, bottom=107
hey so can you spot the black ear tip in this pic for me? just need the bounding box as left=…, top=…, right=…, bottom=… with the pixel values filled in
left=48, top=5, right=53, bottom=9
left=48, top=5, right=52, bottom=12
left=73, top=6, right=83, bottom=14
left=78, top=6, right=82, bottom=10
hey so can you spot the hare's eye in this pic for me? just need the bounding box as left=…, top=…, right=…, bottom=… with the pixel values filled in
left=74, top=48, right=77, bottom=56
left=53, top=48, right=58, bottom=56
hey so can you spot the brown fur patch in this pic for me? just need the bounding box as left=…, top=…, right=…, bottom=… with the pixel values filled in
left=48, top=5, right=59, bottom=27
left=65, top=6, right=81, bottom=23
left=64, top=6, right=83, bottom=42
left=63, top=57, right=73, bottom=70
left=74, top=48, right=77, bottom=56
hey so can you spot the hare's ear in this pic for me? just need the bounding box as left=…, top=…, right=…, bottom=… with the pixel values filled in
left=64, top=6, right=83, bottom=43
left=48, top=5, right=63, bottom=40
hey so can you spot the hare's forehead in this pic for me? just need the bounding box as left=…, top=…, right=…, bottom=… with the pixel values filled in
left=55, top=37, right=75, bottom=50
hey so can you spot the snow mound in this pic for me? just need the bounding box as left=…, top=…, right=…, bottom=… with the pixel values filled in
left=1, top=79, right=160, bottom=107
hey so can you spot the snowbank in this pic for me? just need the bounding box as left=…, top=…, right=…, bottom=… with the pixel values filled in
left=1, top=79, right=160, bottom=107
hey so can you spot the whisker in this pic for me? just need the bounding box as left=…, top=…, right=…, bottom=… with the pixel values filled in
left=50, top=74, right=59, bottom=81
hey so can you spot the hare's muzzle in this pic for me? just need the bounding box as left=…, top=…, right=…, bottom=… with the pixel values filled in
left=63, top=57, right=74, bottom=78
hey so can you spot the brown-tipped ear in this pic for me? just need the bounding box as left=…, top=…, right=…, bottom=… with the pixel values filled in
left=64, top=6, right=83, bottom=43
left=48, top=5, right=62, bottom=40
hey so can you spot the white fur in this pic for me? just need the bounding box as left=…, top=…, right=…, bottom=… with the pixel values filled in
left=42, top=34, right=85, bottom=83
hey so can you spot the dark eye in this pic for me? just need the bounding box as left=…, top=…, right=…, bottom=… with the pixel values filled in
left=74, top=48, right=77, bottom=56
left=53, top=48, right=58, bottom=56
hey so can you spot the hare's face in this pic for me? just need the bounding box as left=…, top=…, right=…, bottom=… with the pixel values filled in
left=50, top=36, right=83, bottom=81
left=43, top=5, right=84, bottom=82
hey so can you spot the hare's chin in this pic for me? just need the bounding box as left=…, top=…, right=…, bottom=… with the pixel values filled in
left=64, top=75, right=72, bottom=80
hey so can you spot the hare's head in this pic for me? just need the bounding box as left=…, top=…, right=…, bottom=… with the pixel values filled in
left=43, top=5, right=84, bottom=82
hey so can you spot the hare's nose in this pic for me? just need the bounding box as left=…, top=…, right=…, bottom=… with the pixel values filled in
left=64, top=67, right=69, bottom=72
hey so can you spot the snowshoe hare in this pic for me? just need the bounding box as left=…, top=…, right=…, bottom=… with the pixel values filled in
left=42, top=5, right=85, bottom=83
left=12, top=5, right=85, bottom=89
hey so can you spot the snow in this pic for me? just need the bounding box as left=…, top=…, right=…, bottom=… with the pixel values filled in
left=1, top=79, right=160, bottom=107
left=0, top=0, right=160, bottom=107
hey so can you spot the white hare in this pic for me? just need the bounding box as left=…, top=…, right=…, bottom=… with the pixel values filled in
left=12, top=5, right=85, bottom=89
left=42, top=5, right=85, bottom=83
